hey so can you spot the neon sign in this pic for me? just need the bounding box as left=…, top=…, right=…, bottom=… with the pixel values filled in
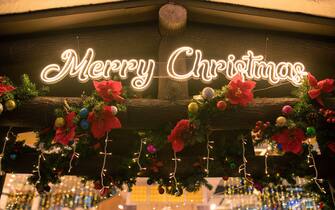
left=40, top=47, right=307, bottom=90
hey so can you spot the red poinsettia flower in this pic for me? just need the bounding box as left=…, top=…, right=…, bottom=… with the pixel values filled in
left=88, top=106, right=121, bottom=139
left=226, top=75, right=256, bottom=106
left=307, top=73, right=334, bottom=106
left=93, top=80, right=124, bottom=102
left=54, top=112, right=77, bottom=145
left=0, top=81, right=15, bottom=96
left=328, top=142, right=335, bottom=153
left=168, top=119, right=192, bottom=153
left=272, top=128, right=305, bottom=154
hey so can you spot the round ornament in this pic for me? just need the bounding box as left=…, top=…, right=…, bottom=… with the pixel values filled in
left=158, top=186, right=165, bottom=194
left=5, top=100, right=16, bottom=111
left=201, top=87, right=215, bottom=100
left=54, top=117, right=65, bottom=128
left=110, top=106, right=118, bottom=116
left=275, top=116, right=287, bottom=127
left=306, top=126, right=316, bottom=136
left=188, top=102, right=199, bottom=113
left=0, top=103, right=3, bottom=114
left=216, top=100, right=227, bottom=111
left=146, top=144, right=157, bottom=154
left=282, top=105, right=293, bottom=115
left=9, top=153, right=17, bottom=160
left=79, top=108, right=89, bottom=118
left=80, top=120, right=89, bottom=130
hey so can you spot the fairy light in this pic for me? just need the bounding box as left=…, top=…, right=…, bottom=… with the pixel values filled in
left=0, top=127, right=14, bottom=175
left=68, top=143, right=80, bottom=173
left=202, top=132, right=214, bottom=176
left=36, top=143, right=46, bottom=185
left=307, top=138, right=326, bottom=193
left=133, top=138, right=147, bottom=173
left=99, top=132, right=113, bottom=191
left=264, top=145, right=271, bottom=175
left=169, top=151, right=181, bottom=187
left=238, top=137, right=253, bottom=185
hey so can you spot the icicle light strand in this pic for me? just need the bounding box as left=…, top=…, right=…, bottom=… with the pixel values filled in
left=203, top=131, right=214, bottom=176
left=0, top=127, right=13, bottom=175
left=100, top=133, right=112, bottom=190
left=238, top=137, right=253, bottom=185
left=307, top=138, right=326, bottom=193
left=169, top=151, right=180, bottom=185
left=133, top=138, right=146, bottom=172
left=68, top=143, right=80, bottom=173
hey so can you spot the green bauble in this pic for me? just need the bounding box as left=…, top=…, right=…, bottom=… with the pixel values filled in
left=306, top=126, right=316, bottom=136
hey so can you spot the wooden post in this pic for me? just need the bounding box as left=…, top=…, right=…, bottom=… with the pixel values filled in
left=158, top=3, right=188, bottom=100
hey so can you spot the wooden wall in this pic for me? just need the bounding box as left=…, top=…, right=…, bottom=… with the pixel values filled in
left=0, top=21, right=334, bottom=97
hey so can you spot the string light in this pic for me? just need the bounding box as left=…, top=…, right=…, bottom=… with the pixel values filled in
left=68, top=143, right=80, bottom=173
left=0, top=127, right=14, bottom=175
left=36, top=143, right=46, bottom=185
left=203, top=131, right=214, bottom=176
left=307, top=138, right=326, bottom=193
left=133, top=138, right=147, bottom=173
left=169, top=151, right=181, bottom=188
left=264, top=145, right=272, bottom=176
left=238, top=137, right=253, bottom=185
left=99, top=132, right=113, bottom=192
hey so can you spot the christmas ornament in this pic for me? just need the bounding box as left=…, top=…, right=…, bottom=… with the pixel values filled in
left=80, top=120, right=89, bottom=130
left=54, top=117, right=65, bottom=128
left=0, top=103, right=3, bottom=114
left=216, top=100, right=227, bottom=111
left=306, top=126, right=316, bottom=136
left=79, top=108, right=89, bottom=118
left=5, top=100, right=16, bottom=111
left=110, top=106, right=118, bottom=116
left=158, top=186, right=165, bottom=194
left=282, top=105, right=293, bottom=115
left=188, top=102, right=199, bottom=113
left=146, top=144, right=157, bottom=154
left=275, top=116, right=287, bottom=127
left=201, top=87, right=215, bottom=100
left=146, top=179, right=154, bottom=185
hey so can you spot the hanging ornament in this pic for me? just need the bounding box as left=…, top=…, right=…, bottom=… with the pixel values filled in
left=80, top=119, right=89, bottom=130
left=201, top=87, right=215, bottom=100
left=110, top=106, right=118, bottom=116
left=0, top=103, right=3, bottom=114
left=306, top=126, right=316, bottom=136
left=54, top=117, right=65, bottom=128
left=146, top=144, right=157, bottom=154
left=188, top=102, right=199, bottom=113
left=275, top=116, right=287, bottom=127
left=79, top=108, right=89, bottom=118
left=158, top=186, right=165, bottom=194
left=216, top=100, right=227, bottom=111
left=282, top=105, right=293, bottom=115
left=5, top=99, right=16, bottom=111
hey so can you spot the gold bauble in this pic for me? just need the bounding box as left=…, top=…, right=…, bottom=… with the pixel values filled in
left=54, top=117, right=65, bottom=128
left=188, top=102, right=199, bottom=113
left=276, top=116, right=287, bottom=127
left=5, top=100, right=16, bottom=111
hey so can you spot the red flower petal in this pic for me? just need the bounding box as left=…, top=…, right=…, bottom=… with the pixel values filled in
left=0, top=84, right=15, bottom=96
left=308, top=89, right=321, bottom=99
left=307, top=73, right=318, bottom=87
left=328, top=142, right=335, bottom=153
left=172, top=140, right=184, bottom=153
left=319, top=79, right=334, bottom=93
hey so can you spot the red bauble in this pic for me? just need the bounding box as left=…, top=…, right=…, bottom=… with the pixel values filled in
left=216, top=100, right=227, bottom=111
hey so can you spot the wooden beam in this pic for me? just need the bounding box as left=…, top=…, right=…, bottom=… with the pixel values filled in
left=1, top=97, right=333, bottom=129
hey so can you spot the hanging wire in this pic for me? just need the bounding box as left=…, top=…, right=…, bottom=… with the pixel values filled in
left=133, top=138, right=147, bottom=172
left=68, top=142, right=80, bottom=173
left=203, top=130, right=214, bottom=176
left=99, top=132, right=112, bottom=191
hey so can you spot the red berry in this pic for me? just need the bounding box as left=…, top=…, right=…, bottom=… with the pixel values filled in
left=158, top=186, right=165, bottom=194
left=327, top=118, right=332, bottom=123
left=256, top=121, right=262, bottom=126
left=332, top=118, right=335, bottom=123
left=222, top=176, right=229, bottom=181
left=255, top=126, right=260, bottom=131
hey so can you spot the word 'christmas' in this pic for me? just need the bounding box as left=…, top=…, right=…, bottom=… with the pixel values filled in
left=40, top=47, right=307, bottom=90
